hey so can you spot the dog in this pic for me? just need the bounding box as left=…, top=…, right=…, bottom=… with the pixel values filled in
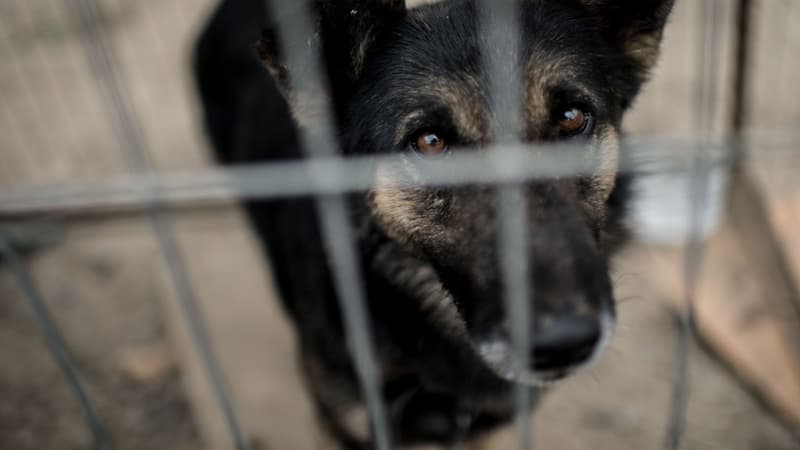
left=194, top=0, right=674, bottom=448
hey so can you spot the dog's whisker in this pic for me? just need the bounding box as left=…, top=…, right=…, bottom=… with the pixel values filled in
left=616, top=296, right=645, bottom=305
left=612, top=271, right=636, bottom=284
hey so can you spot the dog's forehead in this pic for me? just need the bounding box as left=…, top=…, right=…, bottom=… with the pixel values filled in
left=349, top=0, right=622, bottom=150
left=396, top=0, right=597, bottom=68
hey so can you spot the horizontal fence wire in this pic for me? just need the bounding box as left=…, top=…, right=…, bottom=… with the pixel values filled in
left=66, top=0, right=251, bottom=449
left=0, top=136, right=752, bottom=215
left=262, top=1, right=394, bottom=448
left=0, top=231, right=115, bottom=450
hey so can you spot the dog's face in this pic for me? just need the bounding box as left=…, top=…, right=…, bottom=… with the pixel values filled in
left=259, top=0, right=673, bottom=385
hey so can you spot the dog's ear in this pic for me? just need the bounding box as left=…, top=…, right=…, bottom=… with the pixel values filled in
left=579, top=0, right=675, bottom=78
left=256, top=1, right=406, bottom=128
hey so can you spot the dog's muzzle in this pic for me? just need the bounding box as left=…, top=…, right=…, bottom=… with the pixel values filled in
left=475, top=310, right=615, bottom=387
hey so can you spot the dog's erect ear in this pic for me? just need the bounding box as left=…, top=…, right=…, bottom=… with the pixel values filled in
left=256, top=1, right=406, bottom=128
left=579, top=0, right=675, bottom=77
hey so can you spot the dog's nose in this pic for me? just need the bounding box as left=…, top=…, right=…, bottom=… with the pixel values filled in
left=531, top=315, right=601, bottom=371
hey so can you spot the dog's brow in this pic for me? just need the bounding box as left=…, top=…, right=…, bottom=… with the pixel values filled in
left=396, top=110, right=427, bottom=145
left=391, top=77, right=487, bottom=145
left=431, top=83, right=486, bottom=140
left=522, top=54, right=605, bottom=128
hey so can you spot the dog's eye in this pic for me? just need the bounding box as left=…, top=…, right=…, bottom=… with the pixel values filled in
left=558, top=108, right=593, bottom=137
left=411, top=130, right=448, bottom=156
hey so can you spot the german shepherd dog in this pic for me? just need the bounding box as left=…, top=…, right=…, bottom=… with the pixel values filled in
left=194, top=0, right=674, bottom=447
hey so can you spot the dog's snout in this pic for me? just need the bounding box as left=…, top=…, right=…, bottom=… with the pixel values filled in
left=531, top=314, right=601, bottom=371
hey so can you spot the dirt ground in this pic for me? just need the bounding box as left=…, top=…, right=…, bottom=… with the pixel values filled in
left=0, top=217, right=201, bottom=450
left=1, top=0, right=800, bottom=449
left=2, top=214, right=799, bottom=450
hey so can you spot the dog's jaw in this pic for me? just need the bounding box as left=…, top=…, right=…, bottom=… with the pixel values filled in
left=475, top=311, right=616, bottom=387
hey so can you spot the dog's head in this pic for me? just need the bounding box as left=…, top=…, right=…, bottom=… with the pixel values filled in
left=258, top=0, right=673, bottom=386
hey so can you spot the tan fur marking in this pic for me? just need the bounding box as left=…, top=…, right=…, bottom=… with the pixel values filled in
left=582, top=126, right=620, bottom=216
left=351, top=28, right=376, bottom=80
left=372, top=164, right=430, bottom=243
left=372, top=162, right=460, bottom=248
left=291, top=88, right=330, bottom=131
left=406, top=0, right=441, bottom=8
left=624, top=33, right=663, bottom=74
left=523, top=56, right=560, bottom=129
left=401, top=445, right=451, bottom=450
left=395, top=110, right=427, bottom=145
left=469, top=424, right=519, bottom=450
left=393, top=74, right=487, bottom=145
left=341, top=405, right=371, bottom=442
left=594, top=126, right=620, bottom=198
left=522, top=53, right=596, bottom=136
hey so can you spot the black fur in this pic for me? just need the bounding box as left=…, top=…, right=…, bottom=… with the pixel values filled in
left=194, top=0, right=672, bottom=447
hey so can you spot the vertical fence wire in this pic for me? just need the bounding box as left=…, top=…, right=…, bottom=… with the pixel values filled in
left=0, top=232, right=115, bottom=450
left=731, top=0, right=752, bottom=147
left=0, top=94, right=31, bottom=182
left=261, top=1, right=393, bottom=449
left=764, top=0, right=795, bottom=114
left=41, top=0, right=112, bottom=171
left=15, top=0, right=86, bottom=165
left=0, top=11, right=56, bottom=181
left=478, top=1, right=532, bottom=449
left=12, top=1, right=88, bottom=174
left=663, top=0, right=726, bottom=448
left=65, top=1, right=251, bottom=449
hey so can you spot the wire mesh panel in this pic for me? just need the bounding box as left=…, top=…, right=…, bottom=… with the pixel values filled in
left=1, top=1, right=800, bottom=450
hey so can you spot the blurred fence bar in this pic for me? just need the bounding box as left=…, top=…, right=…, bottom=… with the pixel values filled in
left=0, top=232, right=115, bottom=450
left=0, top=138, right=745, bottom=216
left=262, top=0, right=393, bottom=448
left=478, top=0, right=533, bottom=448
left=664, top=0, right=728, bottom=448
left=68, top=0, right=251, bottom=448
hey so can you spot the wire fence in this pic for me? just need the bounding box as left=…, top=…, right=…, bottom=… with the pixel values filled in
left=1, top=0, right=799, bottom=450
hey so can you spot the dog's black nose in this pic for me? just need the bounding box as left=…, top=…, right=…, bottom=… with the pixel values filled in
left=531, top=315, right=601, bottom=371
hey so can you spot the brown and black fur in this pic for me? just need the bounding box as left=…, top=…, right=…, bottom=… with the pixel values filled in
left=194, top=0, right=674, bottom=448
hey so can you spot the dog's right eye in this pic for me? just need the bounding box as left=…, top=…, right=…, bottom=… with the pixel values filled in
left=410, top=130, right=449, bottom=157
left=558, top=107, right=593, bottom=137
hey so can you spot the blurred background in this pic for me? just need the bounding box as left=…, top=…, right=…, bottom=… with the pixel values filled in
left=1, top=0, right=799, bottom=449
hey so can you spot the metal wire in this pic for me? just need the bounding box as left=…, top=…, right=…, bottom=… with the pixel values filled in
left=0, top=93, right=31, bottom=182
left=15, top=0, right=84, bottom=162
left=663, top=0, right=726, bottom=448
left=479, top=1, right=533, bottom=448
left=0, top=13, right=57, bottom=181
left=262, top=1, right=393, bottom=448
left=0, top=137, right=745, bottom=216
left=0, top=232, right=115, bottom=450
left=40, top=0, right=110, bottom=172
left=66, top=1, right=251, bottom=449
left=496, top=184, right=534, bottom=450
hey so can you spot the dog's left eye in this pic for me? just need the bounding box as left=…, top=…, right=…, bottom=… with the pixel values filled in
left=558, top=108, right=593, bottom=137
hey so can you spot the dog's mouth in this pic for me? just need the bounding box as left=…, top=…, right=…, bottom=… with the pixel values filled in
left=473, top=312, right=615, bottom=387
